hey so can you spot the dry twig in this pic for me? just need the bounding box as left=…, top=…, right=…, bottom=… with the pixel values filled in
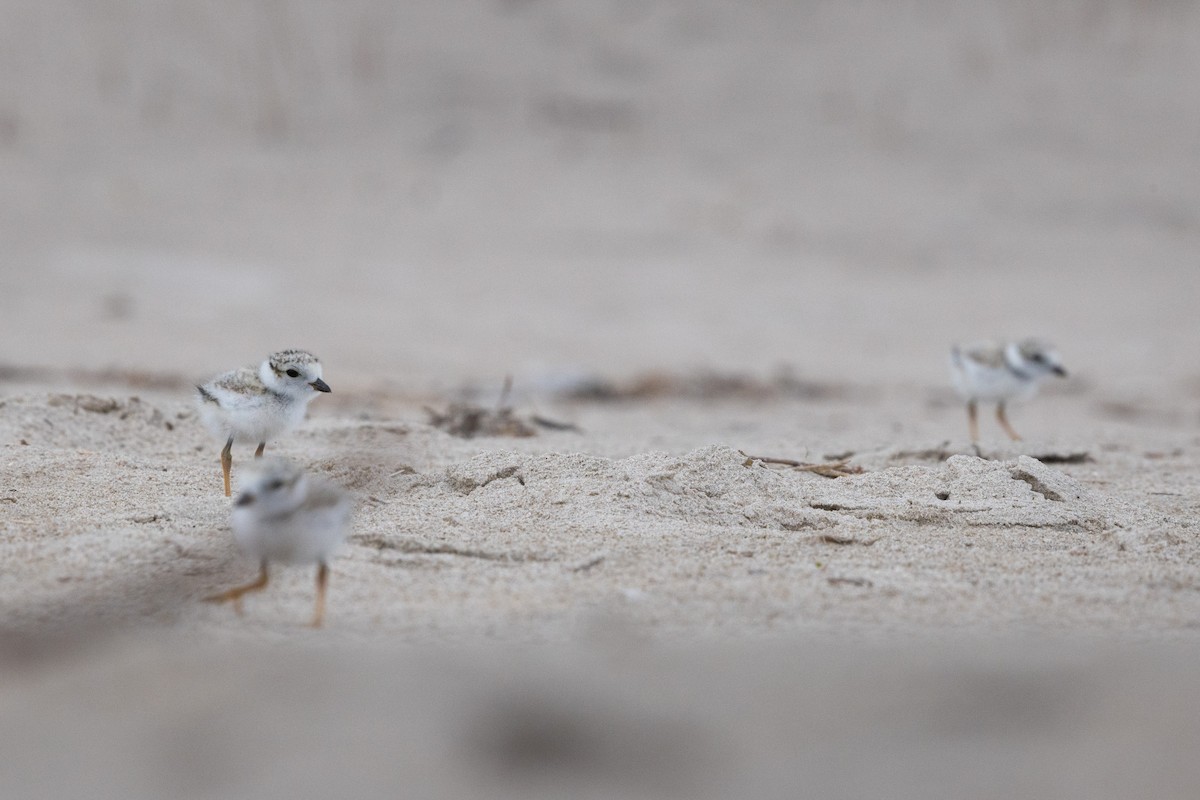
left=817, top=533, right=879, bottom=546
left=740, top=451, right=863, bottom=478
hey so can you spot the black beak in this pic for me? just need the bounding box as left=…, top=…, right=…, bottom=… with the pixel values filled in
left=1052, top=365, right=1067, bottom=378
left=309, top=378, right=331, bottom=393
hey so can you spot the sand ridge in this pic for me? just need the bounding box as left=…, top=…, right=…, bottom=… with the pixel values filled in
left=2, top=385, right=1192, bottom=645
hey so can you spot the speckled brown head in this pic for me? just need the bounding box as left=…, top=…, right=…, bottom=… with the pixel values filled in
left=263, top=350, right=330, bottom=395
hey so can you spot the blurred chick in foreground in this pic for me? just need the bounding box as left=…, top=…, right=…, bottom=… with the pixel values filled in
left=206, top=459, right=351, bottom=628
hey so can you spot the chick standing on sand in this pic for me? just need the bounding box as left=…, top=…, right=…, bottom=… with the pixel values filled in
left=196, top=349, right=331, bottom=496
left=205, top=458, right=351, bottom=628
left=950, top=338, right=1067, bottom=442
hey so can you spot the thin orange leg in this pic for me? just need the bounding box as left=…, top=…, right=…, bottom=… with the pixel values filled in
left=205, top=561, right=269, bottom=616
left=254, top=442, right=266, bottom=458
left=220, top=436, right=234, bottom=497
left=996, top=402, right=1022, bottom=441
left=966, top=400, right=979, bottom=443
left=311, top=562, right=329, bottom=629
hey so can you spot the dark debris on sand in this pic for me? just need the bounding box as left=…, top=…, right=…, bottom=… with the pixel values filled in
left=425, top=403, right=539, bottom=439
left=558, top=368, right=855, bottom=403
left=426, top=377, right=580, bottom=439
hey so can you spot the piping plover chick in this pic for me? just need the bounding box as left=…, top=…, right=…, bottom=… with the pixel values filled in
left=205, top=458, right=351, bottom=628
left=950, top=338, right=1067, bottom=442
left=196, top=349, right=331, bottom=496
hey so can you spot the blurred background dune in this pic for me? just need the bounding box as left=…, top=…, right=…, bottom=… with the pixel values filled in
left=2, top=0, right=1198, bottom=392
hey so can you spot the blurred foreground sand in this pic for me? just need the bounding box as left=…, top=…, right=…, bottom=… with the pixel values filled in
left=5, top=634, right=1200, bottom=800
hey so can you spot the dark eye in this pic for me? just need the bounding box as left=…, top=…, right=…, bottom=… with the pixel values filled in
left=265, top=478, right=285, bottom=491
left=286, top=369, right=300, bottom=378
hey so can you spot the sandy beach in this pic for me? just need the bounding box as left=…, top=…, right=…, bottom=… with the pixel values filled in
left=3, top=2, right=1200, bottom=797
